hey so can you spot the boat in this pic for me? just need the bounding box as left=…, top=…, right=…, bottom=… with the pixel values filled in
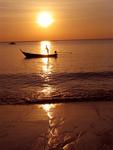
left=9, top=42, right=16, bottom=45
left=20, top=49, right=58, bottom=59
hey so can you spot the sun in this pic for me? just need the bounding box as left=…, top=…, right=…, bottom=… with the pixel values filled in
left=37, top=12, right=54, bottom=28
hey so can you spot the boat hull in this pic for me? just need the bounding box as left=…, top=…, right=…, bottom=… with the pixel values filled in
left=21, top=50, right=58, bottom=59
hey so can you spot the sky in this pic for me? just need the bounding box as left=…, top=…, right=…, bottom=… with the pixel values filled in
left=0, top=0, right=113, bottom=41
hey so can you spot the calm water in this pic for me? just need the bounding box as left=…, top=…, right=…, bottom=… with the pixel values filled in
left=0, top=40, right=113, bottom=104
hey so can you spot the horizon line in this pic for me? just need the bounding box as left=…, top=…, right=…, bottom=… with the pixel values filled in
left=0, top=38, right=113, bottom=43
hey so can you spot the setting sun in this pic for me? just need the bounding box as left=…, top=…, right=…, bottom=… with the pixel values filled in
left=37, top=12, right=54, bottom=28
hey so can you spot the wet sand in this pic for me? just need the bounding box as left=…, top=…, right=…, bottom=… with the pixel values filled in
left=0, top=102, right=113, bottom=150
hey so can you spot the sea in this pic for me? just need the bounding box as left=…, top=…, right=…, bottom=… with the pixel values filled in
left=0, top=39, right=113, bottom=104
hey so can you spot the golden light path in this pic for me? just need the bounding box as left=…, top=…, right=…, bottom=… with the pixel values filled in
left=40, top=104, right=66, bottom=149
left=40, top=41, right=52, bottom=73
left=38, top=41, right=54, bottom=98
left=41, top=104, right=56, bottom=119
left=41, top=104, right=58, bottom=147
left=37, top=12, right=54, bottom=28
left=40, top=41, right=51, bottom=55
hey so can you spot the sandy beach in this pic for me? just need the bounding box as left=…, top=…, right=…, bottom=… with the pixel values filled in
left=0, top=102, right=113, bottom=150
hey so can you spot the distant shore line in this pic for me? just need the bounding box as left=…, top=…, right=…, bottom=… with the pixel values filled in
left=0, top=38, right=113, bottom=43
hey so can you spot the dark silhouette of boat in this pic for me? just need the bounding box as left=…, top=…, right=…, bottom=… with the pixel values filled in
left=20, top=49, right=58, bottom=59
left=9, top=42, right=16, bottom=45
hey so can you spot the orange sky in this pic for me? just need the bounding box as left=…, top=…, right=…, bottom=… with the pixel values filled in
left=0, top=0, right=113, bottom=41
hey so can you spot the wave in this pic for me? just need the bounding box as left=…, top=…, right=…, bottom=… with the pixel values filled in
left=51, top=71, right=113, bottom=82
left=0, top=71, right=113, bottom=82
left=0, top=89, right=113, bottom=104
left=0, top=71, right=113, bottom=104
left=0, top=71, right=113, bottom=90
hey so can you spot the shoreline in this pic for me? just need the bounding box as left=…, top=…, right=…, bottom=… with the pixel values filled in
left=0, top=98, right=113, bottom=105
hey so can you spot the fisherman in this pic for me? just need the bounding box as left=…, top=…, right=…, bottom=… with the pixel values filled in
left=54, top=50, right=57, bottom=54
left=45, top=45, right=49, bottom=55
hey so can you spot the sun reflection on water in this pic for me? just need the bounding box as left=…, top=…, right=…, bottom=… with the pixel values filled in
left=40, top=41, right=51, bottom=55
left=42, top=104, right=55, bottom=112
left=40, top=41, right=53, bottom=74
left=42, top=57, right=49, bottom=64
left=39, top=41, right=54, bottom=99
left=42, top=58, right=52, bottom=74
left=41, top=104, right=56, bottom=119
left=40, top=104, right=66, bottom=149
left=41, top=86, right=54, bottom=97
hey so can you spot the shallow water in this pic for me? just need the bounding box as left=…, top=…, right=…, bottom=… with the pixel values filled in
left=1, top=102, right=113, bottom=150
left=0, top=40, right=113, bottom=104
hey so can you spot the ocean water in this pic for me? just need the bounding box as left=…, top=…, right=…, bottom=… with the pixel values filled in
left=0, top=39, right=113, bottom=104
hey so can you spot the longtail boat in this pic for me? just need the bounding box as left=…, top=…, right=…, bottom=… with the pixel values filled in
left=20, top=49, right=58, bottom=59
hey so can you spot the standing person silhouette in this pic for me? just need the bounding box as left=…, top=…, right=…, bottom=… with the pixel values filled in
left=45, top=45, right=49, bottom=55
